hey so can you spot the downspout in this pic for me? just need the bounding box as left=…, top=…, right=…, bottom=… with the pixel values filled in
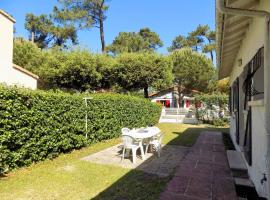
left=216, top=0, right=270, bottom=198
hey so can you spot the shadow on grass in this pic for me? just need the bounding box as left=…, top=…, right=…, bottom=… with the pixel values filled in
left=167, top=126, right=229, bottom=147
left=0, top=174, right=7, bottom=178
left=91, top=170, right=171, bottom=200
left=0, top=125, right=232, bottom=200
left=90, top=126, right=231, bottom=200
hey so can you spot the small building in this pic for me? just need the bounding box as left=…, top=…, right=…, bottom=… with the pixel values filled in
left=216, top=0, right=270, bottom=198
left=149, top=86, right=198, bottom=109
left=0, top=10, right=39, bottom=89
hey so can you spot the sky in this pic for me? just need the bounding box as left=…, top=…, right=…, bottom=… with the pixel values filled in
left=0, top=0, right=215, bottom=54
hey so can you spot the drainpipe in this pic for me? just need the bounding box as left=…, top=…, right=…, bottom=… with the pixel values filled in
left=216, top=0, right=270, bottom=198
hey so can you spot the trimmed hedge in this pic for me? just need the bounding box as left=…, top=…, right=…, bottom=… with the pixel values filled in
left=0, top=86, right=161, bottom=173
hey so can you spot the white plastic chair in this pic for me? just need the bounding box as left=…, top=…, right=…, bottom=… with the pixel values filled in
left=145, top=127, right=161, bottom=154
left=121, top=134, right=143, bottom=164
left=152, top=126, right=161, bottom=133
left=121, top=127, right=130, bottom=135
left=148, top=133, right=164, bottom=157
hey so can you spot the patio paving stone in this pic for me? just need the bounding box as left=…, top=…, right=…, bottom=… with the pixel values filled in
left=81, top=143, right=189, bottom=177
left=160, top=131, right=238, bottom=200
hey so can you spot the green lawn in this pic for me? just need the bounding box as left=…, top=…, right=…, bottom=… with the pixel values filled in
left=158, top=123, right=229, bottom=146
left=0, top=123, right=229, bottom=200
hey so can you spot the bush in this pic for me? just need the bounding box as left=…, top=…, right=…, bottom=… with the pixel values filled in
left=0, top=85, right=161, bottom=173
left=13, top=39, right=173, bottom=93
left=195, top=93, right=229, bottom=126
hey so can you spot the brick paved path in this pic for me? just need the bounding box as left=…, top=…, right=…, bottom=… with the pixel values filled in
left=160, top=131, right=238, bottom=200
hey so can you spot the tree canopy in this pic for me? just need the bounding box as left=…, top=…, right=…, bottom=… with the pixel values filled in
left=170, top=48, right=216, bottom=93
left=168, top=24, right=216, bottom=61
left=13, top=39, right=217, bottom=97
left=138, top=28, right=163, bottom=50
left=115, top=52, right=173, bottom=98
left=13, top=39, right=172, bottom=94
left=54, top=0, right=110, bottom=52
left=106, top=28, right=163, bottom=55
left=25, top=13, right=77, bottom=49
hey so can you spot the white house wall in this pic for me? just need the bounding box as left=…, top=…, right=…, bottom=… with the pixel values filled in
left=151, top=92, right=174, bottom=107
left=151, top=92, right=173, bottom=100
left=228, top=0, right=270, bottom=197
left=9, top=68, right=38, bottom=90
left=250, top=105, right=268, bottom=196
left=0, top=11, right=38, bottom=90
left=0, top=12, right=13, bottom=80
left=229, top=1, right=270, bottom=84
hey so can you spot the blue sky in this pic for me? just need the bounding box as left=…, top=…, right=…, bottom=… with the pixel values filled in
left=1, top=0, right=215, bottom=54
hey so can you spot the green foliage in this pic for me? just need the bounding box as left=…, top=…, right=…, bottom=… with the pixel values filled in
left=0, top=85, right=161, bottom=173
left=25, top=13, right=77, bottom=48
left=115, top=52, right=173, bottom=97
left=138, top=28, right=163, bottom=50
left=168, top=35, right=191, bottom=52
left=170, top=48, right=216, bottom=93
left=13, top=41, right=116, bottom=91
left=106, top=32, right=147, bottom=55
left=13, top=41, right=172, bottom=94
left=209, top=77, right=230, bottom=94
left=13, top=38, right=44, bottom=73
left=14, top=39, right=217, bottom=96
left=40, top=50, right=103, bottom=91
left=106, top=28, right=163, bottom=55
left=195, top=93, right=228, bottom=105
left=168, top=24, right=216, bottom=61
left=195, top=93, right=229, bottom=126
left=55, top=0, right=110, bottom=51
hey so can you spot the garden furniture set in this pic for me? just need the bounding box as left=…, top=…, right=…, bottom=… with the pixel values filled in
left=121, top=127, right=164, bottom=164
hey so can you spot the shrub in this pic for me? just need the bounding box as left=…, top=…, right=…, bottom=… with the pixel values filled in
left=0, top=85, right=161, bottom=173
left=195, top=93, right=229, bottom=126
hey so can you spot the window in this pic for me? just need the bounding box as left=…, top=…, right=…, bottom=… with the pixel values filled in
left=242, top=47, right=264, bottom=102
left=240, top=47, right=264, bottom=166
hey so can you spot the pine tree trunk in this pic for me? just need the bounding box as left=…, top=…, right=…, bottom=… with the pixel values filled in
left=31, top=31, right=35, bottom=43
left=99, top=18, right=106, bottom=52
left=210, top=51, right=214, bottom=62
left=144, top=86, right=149, bottom=98
left=177, top=84, right=183, bottom=108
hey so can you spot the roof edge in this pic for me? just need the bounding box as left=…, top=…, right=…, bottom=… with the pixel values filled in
left=13, top=64, right=39, bottom=80
left=0, top=9, right=16, bottom=23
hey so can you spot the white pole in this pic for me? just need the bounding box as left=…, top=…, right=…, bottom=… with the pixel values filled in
left=83, top=97, right=93, bottom=139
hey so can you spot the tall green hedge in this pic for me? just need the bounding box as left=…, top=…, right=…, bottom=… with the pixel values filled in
left=0, top=86, right=161, bottom=173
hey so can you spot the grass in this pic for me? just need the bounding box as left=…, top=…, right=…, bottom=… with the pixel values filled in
left=158, top=123, right=229, bottom=147
left=0, top=123, right=229, bottom=200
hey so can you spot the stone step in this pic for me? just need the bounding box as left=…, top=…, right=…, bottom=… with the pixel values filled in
left=234, top=178, right=254, bottom=188
left=234, top=178, right=263, bottom=200
left=227, top=150, right=248, bottom=178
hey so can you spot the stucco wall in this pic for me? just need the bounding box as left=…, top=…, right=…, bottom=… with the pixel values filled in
left=0, top=11, right=38, bottom=90
left=151, top=92, right=174, bottom=108
left=229, top=0, right=270, bottom=85
left=9, top=67, right=38, bottom=90
left=230, top=105, right=267, bottom=197
left=228, top=0, right=270, bottom=197
left=0, top=13, right=13, bottom=80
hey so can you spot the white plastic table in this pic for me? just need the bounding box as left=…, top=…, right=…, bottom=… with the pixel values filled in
left=126, top=127, right=160, bottom=160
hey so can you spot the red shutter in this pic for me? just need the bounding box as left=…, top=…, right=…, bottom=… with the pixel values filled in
left=166, top=100, right=170, bottom=107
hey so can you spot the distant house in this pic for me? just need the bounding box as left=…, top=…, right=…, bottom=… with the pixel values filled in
left=0, top=10, right=38, bottom=89
left=216, top=0, right=270, bottom=198
left=149, top=86, right=199, bottom=109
